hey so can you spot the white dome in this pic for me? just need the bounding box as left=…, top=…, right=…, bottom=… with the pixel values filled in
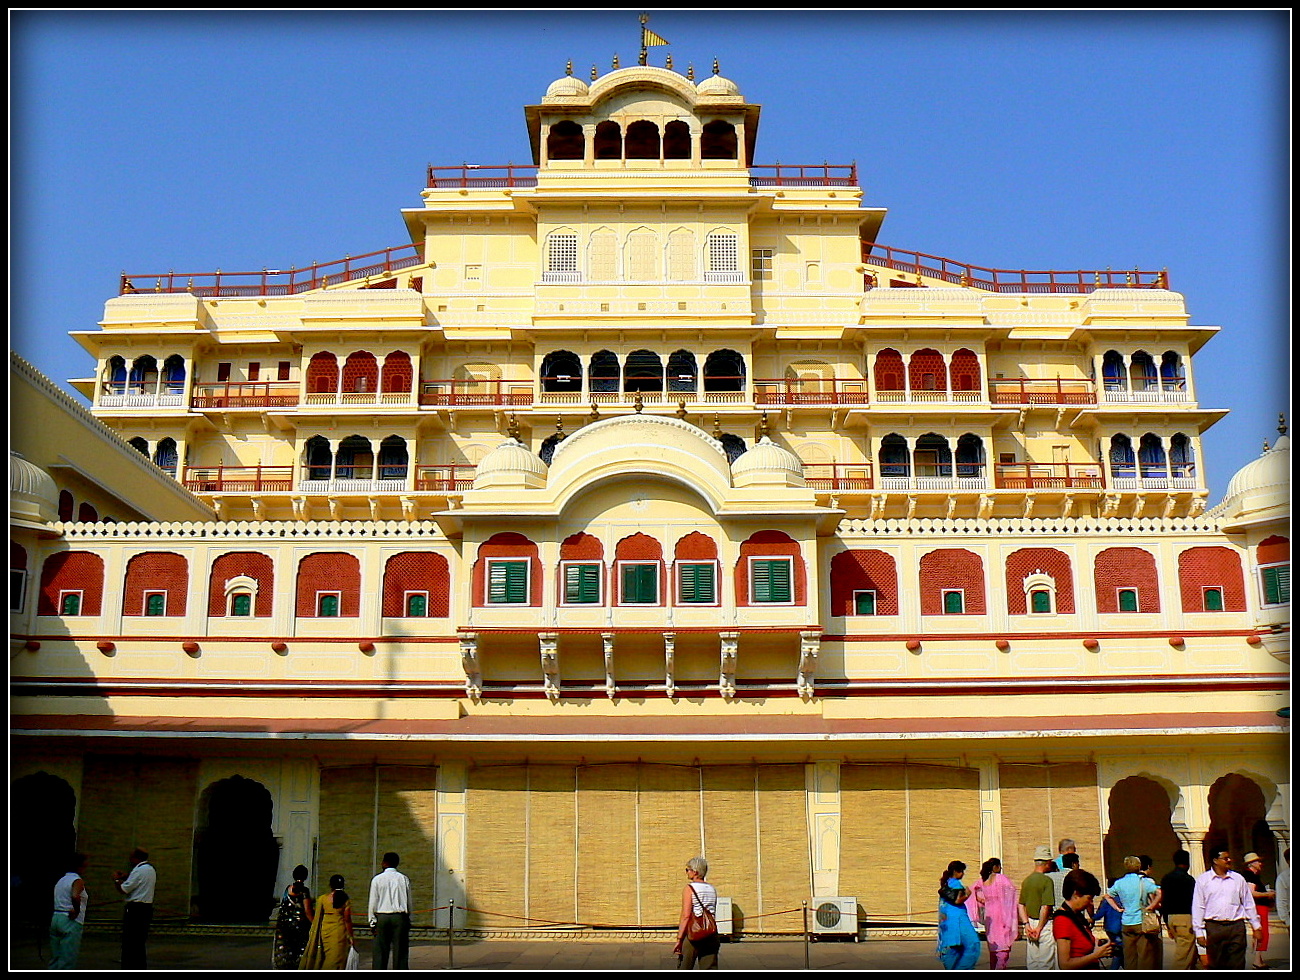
left=696, top=73, right=740, bottom=97
left=1225, top=434, right=1288, bottom=501
left=472, top=438, right=547, bottom=490
left=10, top=451, right=60, bottom=525
left=1212, top=432, right=1288, bottom=527
left=545, top=74, right=590, bottom=98
left=731, top=437, right=805, bottom=488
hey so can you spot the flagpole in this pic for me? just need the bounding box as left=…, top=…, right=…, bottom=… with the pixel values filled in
left=639, top=13, right=648, bottom=66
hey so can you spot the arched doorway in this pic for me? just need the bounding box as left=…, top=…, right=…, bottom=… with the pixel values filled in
left=10, top=772, right=77, bottom=933
left=1104, top=775, right=1181, bottom=881
left=1205, top=773, right=1277, bottom=880
left=193, top=775, right=279, bottom=922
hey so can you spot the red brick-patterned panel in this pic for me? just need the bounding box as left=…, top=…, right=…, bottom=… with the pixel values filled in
left=1178, top=546, right=1246, bottom=612
left=1257, top=536, right=1289, bottom=564
left=908, top=348, right=948, bottom=391
left=873, top=349, right=905, bottom=391
left=735, top=530, right=807, bottom=607
left=305, top=352, right=338, bottom=393
left=1094, top=547, right=1161, bottom=613
left=1005, top=548, right=1074, bottom=614
left=381, top=351, right=413, bottom=393
left=122, top=552, right=189, bottom=616
left=950, top=348, right=981, bottom=392
left=471, top=533, right=542, bottom=607
left=918, top=548, right=985, bottom=615
left=560, top=532, right=604, bottom=561
left=341, top=351, right=379, bottom=392
left=674, top=531, right=718, bottom=561
left=382, top=552, right=450, bottom=617
left=38, top=552, right=105, bottom=615
left=296, top=552, right=361, bottom=617
left=830, top=549, right=899, bottom=616
left=208, top=552, right=275, bottom=617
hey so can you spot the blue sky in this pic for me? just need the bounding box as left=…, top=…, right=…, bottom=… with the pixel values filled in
left=10, top=11, right=1288, bottom=505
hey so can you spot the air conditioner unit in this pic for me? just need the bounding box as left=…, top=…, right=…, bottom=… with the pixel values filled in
left=714, top=896, right=735, bottom=937
left=810, top=896, right=859, bottom=938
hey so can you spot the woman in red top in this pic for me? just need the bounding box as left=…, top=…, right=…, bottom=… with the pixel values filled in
left=1051, top=870, right=1114, bottom=970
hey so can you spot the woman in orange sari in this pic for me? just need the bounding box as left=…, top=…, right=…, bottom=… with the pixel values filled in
left=300, top=874, right=355, bottom=970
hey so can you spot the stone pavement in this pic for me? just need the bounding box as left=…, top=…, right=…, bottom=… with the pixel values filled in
left=9, top=929, right=1292, bottom=971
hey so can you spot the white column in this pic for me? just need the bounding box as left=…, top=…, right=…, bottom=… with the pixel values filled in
left=807, top=761, right=841, bottom=898
left=434, top=761, right=468, bottom=929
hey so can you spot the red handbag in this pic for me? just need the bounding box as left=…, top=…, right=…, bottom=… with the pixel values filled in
left=686, top=883, right=717, bottom=941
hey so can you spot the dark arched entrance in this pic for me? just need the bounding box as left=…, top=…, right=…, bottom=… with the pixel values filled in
left=193, top=775, right=279, bottom=922
left=1205, top=773, right=1277, bottom=881
left=1103, top=775, right=1181, bottom=881
left=10, top=772, right=77, bottom=933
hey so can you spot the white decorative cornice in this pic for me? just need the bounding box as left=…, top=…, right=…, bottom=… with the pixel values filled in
left=55, top=519, right=451, bottom=540
left=835, top=514, right=1224, bottom=538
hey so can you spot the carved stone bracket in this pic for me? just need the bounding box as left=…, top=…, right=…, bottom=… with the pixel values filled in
left=798, top=630, right=821, bottom=700
left=601, top=632, right=616, bottom=699
left=539, top=632, right=560, bottom=701
left=458, top=631, right=481, bottom=700
left=719, top=631, right=739, bottom=700
left=663, top=632, right=676, bottom=699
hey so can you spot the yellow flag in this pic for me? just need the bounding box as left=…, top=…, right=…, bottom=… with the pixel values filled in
left=642, top=27, right=669, bottom=47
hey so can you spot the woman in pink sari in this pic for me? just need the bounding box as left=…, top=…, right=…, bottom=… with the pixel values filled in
left=971, top=857, right=1019, bottom=969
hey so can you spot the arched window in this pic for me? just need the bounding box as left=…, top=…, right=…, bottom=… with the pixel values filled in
left=58, top=490, right=74, bottom=522
left=913, top=433, right=952, bottom=478
left=128, top=355, right=158, bottom=394
left=880, top=434, right=910, bottom=478
left=545, top=230, right=579, bottom=277
left=663, top=120, right=691, bottom=159
left=1007, top=549, right=1074, bottom=615
left=39, top=552, right=105, bottom=616
left=104, top=355, right=127, bottom=395
left=1169, top=433, right=1195, bottom=480
left=541, top=351, right=583, bottom=392
left=667, top=350, right=697, bottom=393
left=705, top=231, right=739, bottom=280
left=1130, top=351, right=1158, bottom=392
left=588, top=228, right=617, bottom=280
left=719, top=433, right=748, bottom=465
left=306, top=352, right=338, bottom=394
left=700, top=120, right=737, bottom=160
left=625, top=120, right=660, bottom=160
left=1160, top=351, right=1184, bottom=392
left=950, top=349, right=981, bottom=393
left=615, top=533, right=663, bottom=606
left=335, top=435, right=373, bottom=480
left=382, top=552, right=450, bottom=618
left=539, top=434, right=562, bottom=466
left=736, top=530, right=805, bottom=606
left=77, top=502, right=98, bottom=522
left=1177, top=546, right=1246, bottom=613
left=304, top=436, right=332, bottom=481
left=1102, top=350, right=1126, bottom=391
left=124, top=552, right=189, bottom=617
left=381, top=351, right=412, bottom=394
left=341, top=351, right=378, bottom=394
left=594, top=120, right=622, bottom=160
left=161, top=354, right=187, bottom=392
left=474, top=532, right=541, bottom=607
left=1138, top=434, right=1167, bottom=478
left=908, top=349, right=948, bottom=393
left=625, top=228, right=658, bottom=281
left=377, top=436, right=408, bottom=481
left=1094, top=548, right=1160, bottom=614
left=919, top=548, right=986, bottom=615
left=623, top=350, right=663, bottom=393
left=955, top=434, right=984, bottom=480
left=830, top=549, right=899, bottom=617
left=873, top=349, right=906, bottom=394
left=547, top=120, right=584, bottom=161
left=666, top=229, right=696, bottom=280
left=589, top=350, right=620, bottom=394
left=703, top=349, right=745, bottom=392
left=1109, top=434, right=1136, bottom=479
left=128, top=437, right=150, bottom=457
left=154, top=438, right=179, bottom=476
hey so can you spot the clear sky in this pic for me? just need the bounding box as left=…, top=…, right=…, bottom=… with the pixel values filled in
left=10, top=10, right=1289, bottom=506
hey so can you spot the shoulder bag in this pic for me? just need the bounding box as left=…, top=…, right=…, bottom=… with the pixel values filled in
left=686, top=883, right=718, bottom=941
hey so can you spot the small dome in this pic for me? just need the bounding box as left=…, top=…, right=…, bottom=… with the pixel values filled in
left=11, top=451, right=60, bottom=524
left=472, top=438, right=547, bottom=490
left=696, top=73, right=740, bottom=97
left=545, top=74, right=590, bottom=98
left=731, top=437, right=805, bottom=488
left=1223, top=433, right=1289, bottom=503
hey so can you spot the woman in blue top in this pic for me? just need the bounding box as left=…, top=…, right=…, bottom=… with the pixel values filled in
left=1104, top=855, right=1161, bottom=970
left=937, top=861, right=982, bottom=970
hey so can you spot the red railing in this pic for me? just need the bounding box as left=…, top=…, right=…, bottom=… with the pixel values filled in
left=415, top=465, right=476, bottom=492
left=426, top=164, right=539, bottom=188
left=182, top=465, right=294, bottom=492
left=754, top=378, right=871, bottom=405
left=419, top=380, right=533, bottom=407
left=862, top=243, right=1168, bottom=293
left=191, top=382, right=300, bottom=409
left=804, top=462, right=874, bottom=491
left=989, top=378, right=1097, bottom=406
left=120, top=243, right=424, bottom=297
left=994, top=463, right=1105, bottom=490
left=749, top=164, right=858, bottom=187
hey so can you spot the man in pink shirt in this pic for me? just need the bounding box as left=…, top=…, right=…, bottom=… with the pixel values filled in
left=1192, top=850, right=1261, bottom=969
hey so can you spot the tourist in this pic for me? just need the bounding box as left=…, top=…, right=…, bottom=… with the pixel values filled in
left=1105, top=855, right=1161, bottom=970
left=112, top=848, right=156, bottom=970
left=1240, top=852, right=1275, bottom=969
left=1094, top=880, right=1124, bottom=970
left=1159, top=849, right=1198, bottom=970
left=675, top=855, right=720, bottom=970
left=1275, top=848, right=1290, bottom=930
left=970, top=858, right=1018, bottom=970
left=301, top=874, right=355, bottom=970
left=273, top=864, right=314, bottom=969
left=1020, top=846, right=1059, bottom=970
left=368, top=852, right=412, bottom=969
left=1052, top=869, right=1114, bottom=969
left=936, top=860, right=981, bottom=970
left=49, top=852, right=89, bottom=970
left=1192, top=850, right=1259, bottom=970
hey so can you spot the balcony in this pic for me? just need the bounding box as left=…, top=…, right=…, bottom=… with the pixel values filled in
left=749, top=164, right=858, bottom=187
left=426, top=164, right=538, bottom=188
left=302, top=391, right=416, bottom=408
left=873, top=388, right=984, bottom=405
left=419, top=380, right=533, bottom=408
left=989, top=378, right=1097, bottom=406
left=877, top=467, right=989, bottom=491
left=995, top=463, right=1104, bottom=490
left=1111, top=466, right=1199, bottom=491
left=98, top=383, right=186, bottom=409
left=537, top=383, right=748, bottom=407
left=1101, top=382, right=1190, bottom=405
left=804, top=463, right=874, bottom=491
left=298, top=476, right=408, bottom=493
left=415, top=465, right=476, bottom=492
left=191, top=382, right=299, bottom=409
left=183, top=466, right=293, bottom=493
left=754, top=378, right=870, bottom=406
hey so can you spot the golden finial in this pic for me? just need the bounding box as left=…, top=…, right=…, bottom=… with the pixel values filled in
left=712, top=57, right=720, bottom=75
left=633, top=392, right=644, bottom=414
left=758, top=413, right=770, bottom=439
left=1125, top=271, right=1133, bottom=286
left=712, top=414, right=722, bottom=439
left=154, top=278, right=163, bottom=293
left=676, top=399, right=688, bottom=420
left=588, top=401, right=600, bottom=424
left=186, top=278, right=194, bottom=292
left=1263, top=440, right=1270, bottom=453
left=687, top=63, right=695, bottom=81
left=565, top=60, right=573, bottom=77
left=665, top=54, right=673, bottom=71
left=1279, top=413, right=1288, bottom=437
left=591, top=64, right=599, bottom=81
left=122, top=276, right=135, bottom=293
left=612, top=53, right=620, bottom=70
left=555, top=416, right=566, bottom=442
left=507, top=413, right=520, bottom=441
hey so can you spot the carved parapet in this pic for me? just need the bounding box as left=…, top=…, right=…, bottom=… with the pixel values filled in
left=539, top=632, right=560, bottom=701
left=798, top=630, right=821, bottom=700
left=458, top=631, right=481, bottom=700
left=719, top=631, right=739, bottom=700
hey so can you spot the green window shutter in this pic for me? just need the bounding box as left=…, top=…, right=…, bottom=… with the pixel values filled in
left=1118, top=589, right=1138, bottom=612
left=231, top=593, right=252, bottom=617
left=489, top=561, right=529, bottom=604
left=622, top=564, right=657, bottom=604
left=854, top=591, right=876, bottom=615
left=406, top=593, right=428, bottom=617
left=60, top=593, right=81, bottom=616
left=943, top=590, right=964, bottom=614
left=145, top=593, right=166, bottom=616
left=679, top=563, right=716, bottom=604
left=319, top=594, right=339, bottom=617
left=1262, top=565, right=1289, bottom=605
left=752, top=559, right=792, bottom=603
left=1203, top=588, right=1223, bottom=612
left=565, top=564, right=601, bottom=604
left=1030, top=590, right=1051, bottom=613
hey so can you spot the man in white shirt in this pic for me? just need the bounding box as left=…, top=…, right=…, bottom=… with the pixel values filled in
left=368, top=851, right=413, bottom=969
left=112, top=848, right=157, bottom=969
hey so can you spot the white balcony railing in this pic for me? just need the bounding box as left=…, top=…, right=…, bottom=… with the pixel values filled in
left=298, top=477, right=408, bottom=493
left=98, top=392, right=186, bottom=408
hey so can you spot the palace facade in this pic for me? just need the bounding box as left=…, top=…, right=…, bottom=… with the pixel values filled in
left=11, top=61, right=1289, bottom=935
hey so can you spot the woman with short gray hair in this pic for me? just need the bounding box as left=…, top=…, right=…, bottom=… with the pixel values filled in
left=675, top=856, right=720, bottom=969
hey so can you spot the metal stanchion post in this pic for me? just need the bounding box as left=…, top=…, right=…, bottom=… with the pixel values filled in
left=803, top=901, right=810, bottom=969
left=447, top=903, right=455, bottom=970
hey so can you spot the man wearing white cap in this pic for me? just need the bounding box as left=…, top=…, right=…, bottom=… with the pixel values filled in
left=1019, top=846, right=1059, bottom=969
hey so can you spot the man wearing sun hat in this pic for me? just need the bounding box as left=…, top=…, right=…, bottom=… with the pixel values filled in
left=1240, top=852, right=1275, bottom=969
left=1020, top=845, right=1059, bottom=969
